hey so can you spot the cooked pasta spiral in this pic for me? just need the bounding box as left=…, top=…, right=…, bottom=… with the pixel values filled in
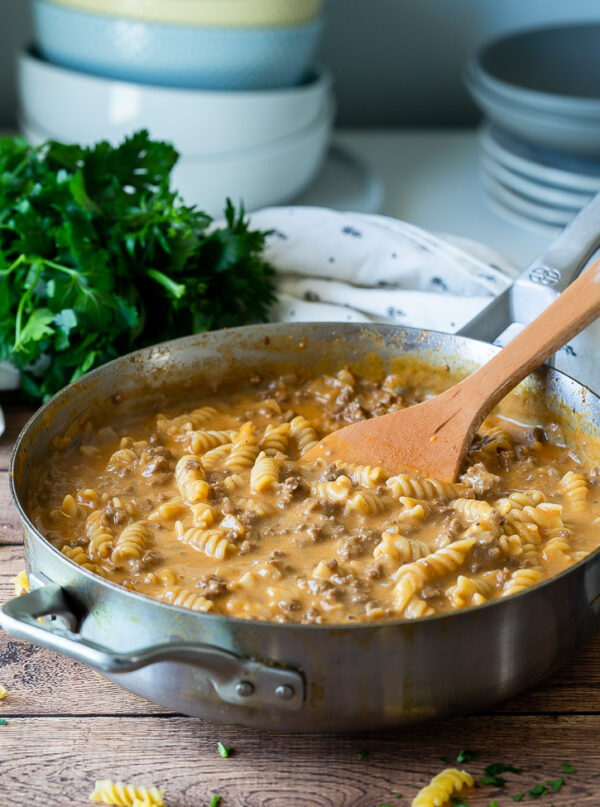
left=344, top=488, right=386, bottom=515
left=111, top=521, right=151, bottom=564
left=188, top=429, right=237, bottom=454
left=560, top=470, right=589, bottom=515
left=452, top=497, right=496, bottom=522
left=157, top=586, right=214, bottom=612
left=290, top=414, right=319, bottom=454
left=502, top=567, right=544, bottom=597
left=313, top=475, right=353, bottom=505
left=176, top=523, right=235, bottom=560
left=386, top=474, right=462, bottom=501
left=261, top=422, right=291, bottom=456
left=157, top=405, right=218, bottom=437
left=224, top=422, right=259, bottom=472
left=334, top=460, right=388, bottom=489
left=250, top=451, right=281, bottom=492
left=201, top=442, right=233, bottom=471
left=393, top=538, right=476, bottom=611
left=61, top=545, right=100, bottom=573
left=175, top=454, right=210, bottom=503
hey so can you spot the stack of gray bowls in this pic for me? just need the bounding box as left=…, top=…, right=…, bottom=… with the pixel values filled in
left=465, top=24, right=600, bottom=233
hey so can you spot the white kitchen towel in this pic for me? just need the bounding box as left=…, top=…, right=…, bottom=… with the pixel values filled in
left=248, top=206, right=519, bottom=332
left=249, top=206, right=600, bottom=391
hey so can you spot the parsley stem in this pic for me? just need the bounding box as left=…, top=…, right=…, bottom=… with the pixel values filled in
left=0, top=252, right=26, bottom=278
left=13, top=259, right=42, bottom=350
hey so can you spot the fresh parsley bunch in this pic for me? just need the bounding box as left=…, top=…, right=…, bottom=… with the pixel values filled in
left=0, top=130, right=276, bottom=400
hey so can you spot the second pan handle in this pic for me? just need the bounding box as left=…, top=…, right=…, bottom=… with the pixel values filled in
left=459, top=190, right=600, bottom=343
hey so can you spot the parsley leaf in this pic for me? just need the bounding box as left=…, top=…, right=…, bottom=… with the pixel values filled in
left=0, top=719, right=7, bottom=726
left=217, top=742, right=231, bottom=759
left=450, top=797, right=469, bottom=807
left=456, top=749, right=476, bottom=763
left=481, top=762, right=521, bottom=788
left=0, top=132, right=276, bottom=401
left=528, top=784, right=548, bottom=798
left=209, top=796, right=220, bottom=807
left=358, top=749, right=369, bottom=760
left=562, top=762, right=577, bottom=773
left=512, top=794, right=525, bottom=802
left=545, top=778, right=564, bottom=792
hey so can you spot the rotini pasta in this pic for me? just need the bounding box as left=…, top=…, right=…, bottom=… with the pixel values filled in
left=175, top=454, right=210, bottom=503
left=411, top=768, right=473, bottom=807
left=224, top=422, right=259, bottom=472
left=250, top=451, right=281, bottom=492
left=176, top=523, right=235, bottom=560
left=290, top=414, right=319, bottom=454
left=29, top=364, right=600, bottom=624
left=111, top=521, right=151, bottom=564
left=89, top=779, right=165, bottom=806
left=387, top=474, right=462, bottom=501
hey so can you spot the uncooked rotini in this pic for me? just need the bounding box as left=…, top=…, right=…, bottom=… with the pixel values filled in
left=89, top=779, right=165, bottom=806
left=411, top=768, right=473, bottom=807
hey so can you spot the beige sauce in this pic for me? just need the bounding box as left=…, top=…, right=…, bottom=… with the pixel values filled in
left=28, top=367, right=600, bottom=623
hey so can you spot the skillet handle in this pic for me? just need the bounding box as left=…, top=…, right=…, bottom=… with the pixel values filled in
left=459, top=190, right=600, bottom=342
left=0, top=581, right=304, bottom=711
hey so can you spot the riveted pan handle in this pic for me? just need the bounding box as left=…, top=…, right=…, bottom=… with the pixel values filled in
left=0, top=582, right=304, bottom=711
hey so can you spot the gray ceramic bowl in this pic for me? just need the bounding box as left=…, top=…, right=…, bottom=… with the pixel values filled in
left=465, top=63, right=600, bottom=156
left=470, top=24, right=600, bottom=118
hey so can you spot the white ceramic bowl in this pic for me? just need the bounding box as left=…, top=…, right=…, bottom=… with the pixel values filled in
left=19, top=50, right=331, bottom=156
left=20, top=100, right=334, bottom=217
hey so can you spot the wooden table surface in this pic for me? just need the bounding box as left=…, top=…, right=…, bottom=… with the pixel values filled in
left=2, top=400, right=600, bottom=807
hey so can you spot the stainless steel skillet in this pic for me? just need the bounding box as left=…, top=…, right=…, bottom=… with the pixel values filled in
left=3, top=199, right=600, bottom=732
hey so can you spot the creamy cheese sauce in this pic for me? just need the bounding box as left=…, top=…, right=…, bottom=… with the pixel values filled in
left=28, top=367, right=600, bottom=623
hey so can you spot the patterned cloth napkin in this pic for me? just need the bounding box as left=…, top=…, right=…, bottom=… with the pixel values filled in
left=249, top=206, right=518, bottom=332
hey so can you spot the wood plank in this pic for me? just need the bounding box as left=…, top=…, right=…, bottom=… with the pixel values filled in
left=2, top=544, right=600, bottom=720
left=0, top=715, right=599, bottom=806
left=0, top=401, right=34, bottom=471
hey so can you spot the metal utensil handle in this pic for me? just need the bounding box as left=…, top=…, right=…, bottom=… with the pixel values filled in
left=0, top=582, right=304, bottom=711
left=513, top=190, right=600, bottom=322
left=460, top=191, right=600, bottom=342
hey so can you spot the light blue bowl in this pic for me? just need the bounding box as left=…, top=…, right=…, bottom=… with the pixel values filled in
left=32, top=0, right=323, bottom=90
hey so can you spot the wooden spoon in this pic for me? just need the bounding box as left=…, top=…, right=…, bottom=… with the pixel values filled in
left=301, top=258, right=600, bottom=482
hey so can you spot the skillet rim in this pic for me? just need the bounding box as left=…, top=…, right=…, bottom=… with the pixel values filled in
left=9, top=320, right=600, bottom=632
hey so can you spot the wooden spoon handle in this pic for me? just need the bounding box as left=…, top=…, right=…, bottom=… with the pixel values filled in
left=458, top=257, right=600, bottom=423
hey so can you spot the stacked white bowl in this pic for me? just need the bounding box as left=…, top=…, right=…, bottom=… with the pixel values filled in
left=19, top=0, right=332, bottom=216
left=465, top=24, right=600, bottom=233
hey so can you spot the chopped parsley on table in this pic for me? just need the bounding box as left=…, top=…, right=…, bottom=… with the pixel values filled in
left=0, top=131, right=276, bottom=401
left=358, top=749, right=369, bottom=760
left=217, top=742, right=231, bottom=759
left=0, top=719, right=7, bottom=726
left=528, top=783, right=548, bottom=798
left=456, top=749, right=476, bottom=763
left=562, top=762, right=577, bottom=773
left=209, top=795, right=220, bottom=807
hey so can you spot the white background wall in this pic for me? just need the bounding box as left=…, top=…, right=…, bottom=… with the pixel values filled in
left=2, top=0, right=600, bottom=128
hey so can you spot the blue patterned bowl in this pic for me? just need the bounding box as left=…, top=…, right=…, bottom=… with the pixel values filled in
left=32, top=0, right=323, bottom=90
